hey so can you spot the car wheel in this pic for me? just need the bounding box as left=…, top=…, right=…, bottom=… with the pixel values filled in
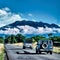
left=36, top=50, right=38, bottom=54
left=30, top=47, right=32, bottom=49
left=39, top=50, right=41, bottom=54
left=23, top=46, right=25, bottom=49
left=50, top=51, right=52, bottom=55
left=47, top=51, right=49, bottom=54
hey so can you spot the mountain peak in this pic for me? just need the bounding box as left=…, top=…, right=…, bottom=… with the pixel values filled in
left=0, top=20, right=60, bottom=36
left=0, top=20, right=60, bottom=29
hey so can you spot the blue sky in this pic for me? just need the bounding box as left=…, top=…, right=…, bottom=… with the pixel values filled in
left=0, top=0, right=60, bottom=27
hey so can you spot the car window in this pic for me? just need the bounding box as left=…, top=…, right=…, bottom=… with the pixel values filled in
left=49, top=40, right=53, bottom=44
left=46, top=41, right=48, bottom=44
left=24, top=40, right=32, bottom=43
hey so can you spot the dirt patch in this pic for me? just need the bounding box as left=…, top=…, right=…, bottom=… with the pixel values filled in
left=32, top=42, right=37, bottom=49
left=0, top=43, right=4, bottom=54
left=53, top=46, right=60, bottom=53
left=12, top=43, right=23, bottom=46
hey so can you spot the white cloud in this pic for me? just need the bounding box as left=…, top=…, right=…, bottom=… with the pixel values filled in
left=28, top=13, right=33, bottom=17
left=59, top=25, right=60, bottom=27
left=15, top=26, right=60, bottom=34
left=17, top=25, right=36, bottom=34
left=0, top=9, right=7, bottom=16
left=36, top=27, right=54, bottom=34
left=53, top=28, right=60, bottom=33
left=0, top=25, right=60, bottom=35
left=32, top=19, right=37, bottom=22
left=0, top=7, right=60, bottom=35
left=0, top=28, right=20, bottom=35
left=2, top=7, right=10, bottom=11
left=0, top=7, right=23, bottom=27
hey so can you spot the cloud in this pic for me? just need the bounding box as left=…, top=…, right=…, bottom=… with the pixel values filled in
left=31, top=19, right=37, bottom=22
left=0, top=7, right=60, bottom=35
left=0, top=9, right=7, bottom=16
left=58, top=25, right=60, bottom=27
left=16, top=26, right=60, bottom=34
left=2, top=7, right=10, bottom=11
left=0, top=25, right=60, bottom=35
left=28, top=13, right=33, bottom=17
left=0, top=28, right=20, bottom=35
left=17, top=25, right=36, bottom=34
left=0, top=7, right=23, bottom=27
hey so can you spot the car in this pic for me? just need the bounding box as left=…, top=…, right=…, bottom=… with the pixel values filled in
left=36, top=40, right=53, bottom=54
left=23, top=40, right=32, bottom=49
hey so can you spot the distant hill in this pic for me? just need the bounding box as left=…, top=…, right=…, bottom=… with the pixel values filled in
left=0, top=20, right=60, bottom=30
left=0, top=20, right=60, bottom=36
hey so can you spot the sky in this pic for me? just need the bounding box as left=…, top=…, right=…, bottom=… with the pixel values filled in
left=0, top=0, right=60, bottom=27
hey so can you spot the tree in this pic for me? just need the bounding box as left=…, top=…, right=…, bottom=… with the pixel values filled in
left=16, top=34, right=25, bottom=42
left=48, top=33, right=52, bottom=37
left=25, top=38, right=32, bottom=43
left=48, top=33, right=53, bottom=39
left=0, top=37, right=4, bottom=43
left=31, top=35, right=46, bottom=42
left=5, top=35, right=17, bottom=43
left=10, top=35, right=17, bottom=43
left=5, top=36, right=11, bottom=43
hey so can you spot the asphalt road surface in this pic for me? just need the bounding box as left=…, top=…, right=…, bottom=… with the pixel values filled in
left=4, top=44, right=60, bottom=60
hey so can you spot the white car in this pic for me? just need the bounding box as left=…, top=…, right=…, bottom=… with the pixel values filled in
left=23, top=40, right=32, bottom=49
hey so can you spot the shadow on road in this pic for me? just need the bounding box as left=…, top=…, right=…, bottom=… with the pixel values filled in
left=16, top=51, right=46, bottom=55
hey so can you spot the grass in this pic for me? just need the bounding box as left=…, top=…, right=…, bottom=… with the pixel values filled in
left=53, top=46, right=60, bottom=54
left=0, top=43, right=4, bottom=60
left=0, top=52, right=4, bottom=60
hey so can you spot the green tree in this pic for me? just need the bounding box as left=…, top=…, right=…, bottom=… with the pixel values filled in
left=48, top=33, right=53, bottom=40
left=5, top=35, right=17, bottom=43
left=50, top=36, right=60, bottom=43
left=10, top=35, right=17, bottom=43
left=0, top=37, right=4, bottom=43
left=5, top=36, right=11, bottom=43
left=25, top=38, right=32, bottom=42
left=16, top=34, right=25, bottom=42
left=31, top=35, right=46, bottom=42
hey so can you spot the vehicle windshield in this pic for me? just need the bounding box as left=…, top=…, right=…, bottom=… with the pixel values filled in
left=38, top=40, right=52, bottom=44
left=24, top=40, right=32, bottom=43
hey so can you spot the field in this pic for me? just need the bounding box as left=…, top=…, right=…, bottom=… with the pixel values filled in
left=0, top=44, right=4, bottom=60
left=53, top=46, right=60, bottom=53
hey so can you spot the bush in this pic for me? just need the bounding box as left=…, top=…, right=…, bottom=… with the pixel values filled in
left=0, top=37, right=4, bottom=43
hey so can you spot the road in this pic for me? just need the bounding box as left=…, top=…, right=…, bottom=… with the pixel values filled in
left=4, top=44, right=60, bottom=60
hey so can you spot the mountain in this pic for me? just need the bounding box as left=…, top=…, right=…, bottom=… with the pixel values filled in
left=0, top=20, right=60, bottom=36
left=0, top=20, right=60, bottom=30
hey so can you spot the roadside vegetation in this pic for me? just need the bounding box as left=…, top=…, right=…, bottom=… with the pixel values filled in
left=4, top=34, right=60, bottom=45
left=0, top=43, right=4, bottom=60
left=0, top=37, right=4, bottom=43
left=53, top=46, right=60, bottom=54
left=0, top=50, right=4, bottom=60
left=0, top=37, right=4, bottom=60
left=0, top=33, right=60, bottom=54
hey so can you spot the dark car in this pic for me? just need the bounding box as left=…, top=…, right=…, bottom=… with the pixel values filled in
left=36, top=40, right=53, bottom=54
left=23, top=40, right=32, bottom=49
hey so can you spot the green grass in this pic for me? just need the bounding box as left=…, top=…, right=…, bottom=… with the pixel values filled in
left=0, top=52, right=4, bottom=60
left=0, top=45, right=4, bottom=60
